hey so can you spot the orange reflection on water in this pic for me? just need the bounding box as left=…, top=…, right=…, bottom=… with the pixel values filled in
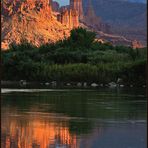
left=2, top=113, right=78, bottom=148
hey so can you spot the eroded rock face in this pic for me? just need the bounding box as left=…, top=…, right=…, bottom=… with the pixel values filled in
left=55, top=1, right=80, bottom=29
left=1, top=0, right=70, bottom=50
left=2, top=0, right=52, bottom=16
left=70, top=0, right=84, bottom=21
left=1, top=0, right=82, bottom=50
left=57, top=8, right=79, bottom=29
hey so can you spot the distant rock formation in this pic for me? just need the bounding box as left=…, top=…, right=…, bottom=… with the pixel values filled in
left=132, top=40, right=143, bottom=49
left=53, top=0, right=109, bottom=32
left=84, top=0, right=110, bottom=33
left=83, top=0, right=147, bottom=46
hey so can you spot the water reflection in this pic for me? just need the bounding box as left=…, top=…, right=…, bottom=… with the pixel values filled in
left=2, top=114, right=77, bottom=148
left=1, top=89, right=147, bottom=148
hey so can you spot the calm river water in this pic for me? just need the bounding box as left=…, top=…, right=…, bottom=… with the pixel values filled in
left=1, top=88, right=147, bottom=148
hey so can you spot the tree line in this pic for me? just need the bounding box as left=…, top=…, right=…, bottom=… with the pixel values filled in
left=1, top=28, right=147, bottom=86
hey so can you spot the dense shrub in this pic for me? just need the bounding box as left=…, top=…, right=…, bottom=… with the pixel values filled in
left=1, top=28, right=147, bottom=85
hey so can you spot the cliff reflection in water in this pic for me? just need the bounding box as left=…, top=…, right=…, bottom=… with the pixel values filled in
left=1, top=110, right=102, bottom=148
left=1, top=110, right=80, bottom=148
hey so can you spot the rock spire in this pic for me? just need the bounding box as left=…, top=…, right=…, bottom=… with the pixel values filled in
left=70, top=0, right=84, bottom=21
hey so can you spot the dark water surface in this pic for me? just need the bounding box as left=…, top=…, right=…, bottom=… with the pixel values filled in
left=1, top=88, right=147, bottom=148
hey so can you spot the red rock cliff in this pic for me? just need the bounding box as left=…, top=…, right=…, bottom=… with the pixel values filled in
left=70, top=0, right=84, bottom=21
left=1, top=0, right=70, bottom=50
left=57, top=8, right=79, bottom=29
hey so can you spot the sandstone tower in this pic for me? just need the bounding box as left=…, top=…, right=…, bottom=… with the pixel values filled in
left=84, top=0, right=101, bottom=28
left=55, top=0, right=80, bottom=29
left=84, top=0, right=110, bottom=33
left=57, top=8, right=79, bottom=29
left=70, top=0, right=84, bottom=21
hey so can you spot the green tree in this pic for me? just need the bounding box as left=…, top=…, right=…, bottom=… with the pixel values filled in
left=69, top=27, right=96, bottom=48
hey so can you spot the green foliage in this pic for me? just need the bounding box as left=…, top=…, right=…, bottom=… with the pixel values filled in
left=1, top=28, right=147, bottom=85
left=69, top=27, right=96, bottom=48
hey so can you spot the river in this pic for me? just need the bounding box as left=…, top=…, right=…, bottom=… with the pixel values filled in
left=1, top=88, right=147, bottom=148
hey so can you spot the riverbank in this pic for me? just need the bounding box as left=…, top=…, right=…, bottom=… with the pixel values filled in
left=1, top=80, right=146, bottom=89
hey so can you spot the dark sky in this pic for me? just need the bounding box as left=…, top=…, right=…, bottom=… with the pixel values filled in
left=54, top=0, right=69, bottom=6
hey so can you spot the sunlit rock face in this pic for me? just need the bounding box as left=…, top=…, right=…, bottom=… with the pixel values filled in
left=53, top=0, right=80, bottom=29
left=70, top=0, right=84, bottom=21
left=1, top=0, right=70, bottom=50
left=1, top=0, right=51, bottom=16
left=57, top=7, right=79, bottom=29
left=1, top=0, right=144, bottom=49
